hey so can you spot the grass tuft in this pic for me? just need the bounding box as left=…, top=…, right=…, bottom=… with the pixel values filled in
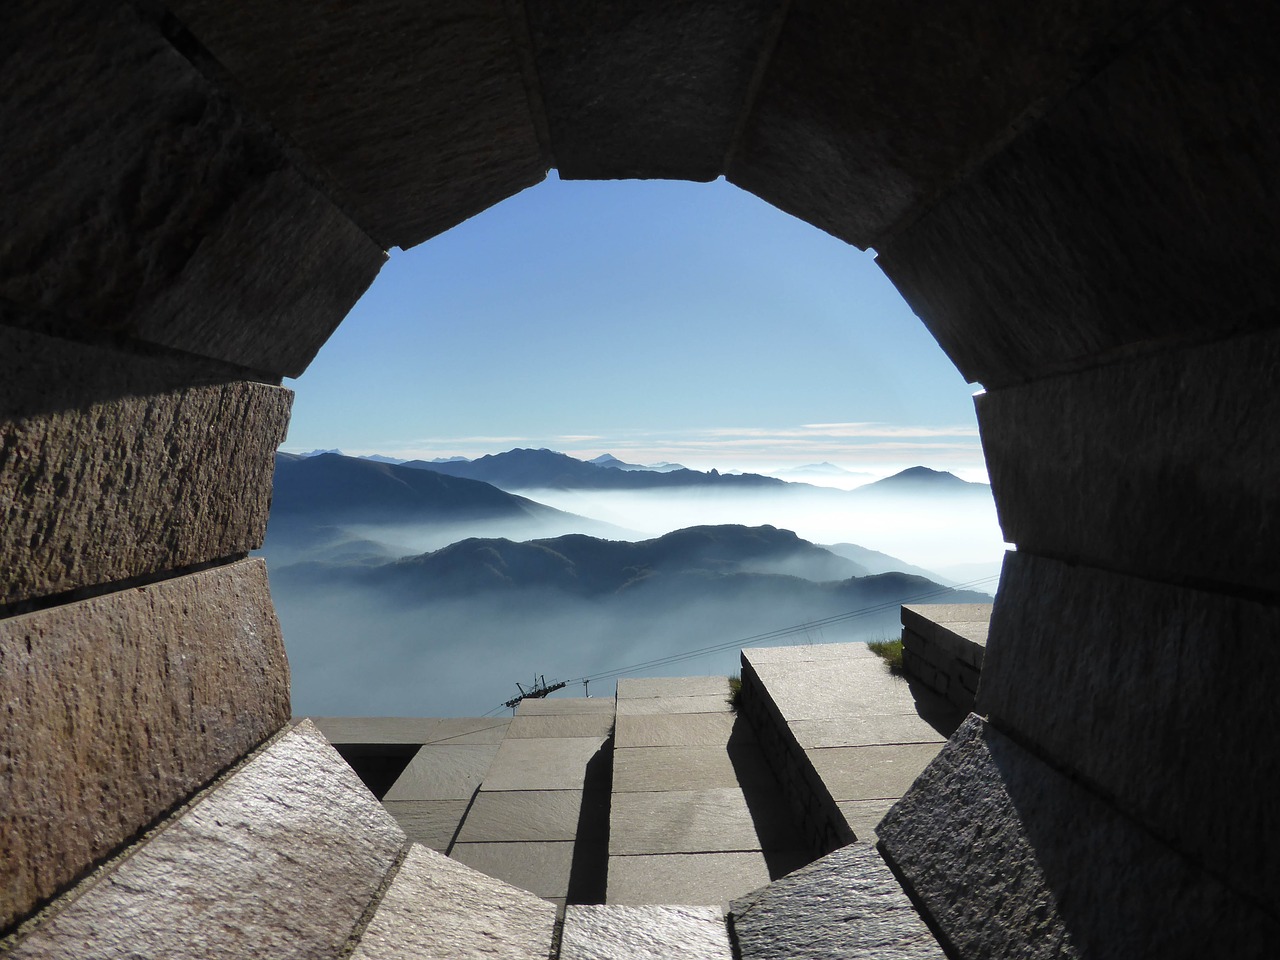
left=867, top=636, right=905, bottom=676
left=727, top=672, right=743, bottom=711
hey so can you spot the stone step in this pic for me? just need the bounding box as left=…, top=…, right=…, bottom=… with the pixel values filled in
left=738, top=642, right=963, bottom=852
left=348, top=843, right=557, bottom=960
left=561, top=904, right=733, bottom=960
left=729, top=842, right=946, bottom=960
left=2, top=720, right=405, bottom=959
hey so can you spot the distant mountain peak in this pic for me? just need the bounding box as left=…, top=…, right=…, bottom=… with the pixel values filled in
left=857, top=465, right=988, bottom=494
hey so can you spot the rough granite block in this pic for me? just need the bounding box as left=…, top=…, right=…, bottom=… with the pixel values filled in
left=4, top=721, right=405, bottom=958
left=979, top=551, right=1280, bottom=914
left=978, top=329, right=1280, bottom=594
left=350, top=844, right=556, bottom=960
left=606, top=852, right=772, bottom=908
left=1, top=327, right=291, bottom=606
left=561, top=904, right=733, bottom=960
left=527, top=0, right=780, bottom=180
left=877, top=716, right=1279, bottom=958
left=1, top=1, right=384, bottom=376
left=729, top=0, right=1164, bottom=248
left=730, top=842, right=944, bottom=960
left=166, top=0, right=545, bottom=249
left=877, top=3, right=1280, bottom=385
left=0, top=559, right=289, bottom=932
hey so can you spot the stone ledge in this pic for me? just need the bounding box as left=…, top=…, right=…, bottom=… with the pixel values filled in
left=0, top=559, right=289, bottom=933
left=562, top=904, right=732, bottom=960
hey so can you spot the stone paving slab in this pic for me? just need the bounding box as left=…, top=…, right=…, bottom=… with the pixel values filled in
left=788, top=714, right=952, bottom=750
left=561, top=904, right=733, bottom=960
left=617, top=676, right=731, bottom=699
left=382, top=744, right=502, bottom=801
left=808, top=744, right=942, bottom=802
left=480, top=736, right=606, bottom=792
left=3, top=721, right=404, bottom=959
left=730, top=842, right=945, bottom=960
left=350, top=843, right=556, bottom=960
left=607, top=852, right=773, bottom=908
left=311, top=716, right=511, bottom=745
left=516, top=697, right=617, bottom=716
left=450, top=841, right=575, bottom=902
left=612, top=745, right=775, bottom=794
left=878, top=715, right=1280, bottom=958
left=616, top=694, right=734, bottom=717
left=615, top=712, right=750, bottom=748
left=747, top=657, right=952, bottom=723
left=381, top=800, right=470, bottom=851
left=744, top=643, right=878, bottom=663
left=610, top=788, right=796, bottom=856
left=506, top=713, right=616, bottom=740
left=455, top=790, right=585, bottom=844
left=837, top=799, right=899, bottom=842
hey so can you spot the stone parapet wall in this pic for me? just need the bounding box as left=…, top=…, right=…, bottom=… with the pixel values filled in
left=900, top=603, right=991, bottom=714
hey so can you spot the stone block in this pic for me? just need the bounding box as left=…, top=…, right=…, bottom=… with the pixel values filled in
left=1, top=327, right=291, bottom=606
left=506, top=713, right=615, bottom=739
left=745, top=656, right=947, bottom=723
left=4, top=721, right=406, bottom=958
left=806, top=744, right=943, bottom=802
left=612, top=745, right=776, bottom=794
left=787, top=714, right=951, bottom=751
left=877, top=3, right=1280, bottom=385
left=0, top=559, right=289, bottom=932
left=312, top=716, right=511, bottom=745
left=1, top=1, right=384, bottom=376
left=526, top=0, right=779, bottom=180
left=615, top=712, right=745, bottom=748
left=617, top=676, right=732, bottom=699
left=730, top=842, right=945, bottom=960
left=729, top=0, right=1163, bottom=248
left=900, top=604, right=991, bottom=664
left=606, top=852, right=773, bottom=908
left=382, top=744, right=502, bottom=801
left=878, top=715, right=1280, bottom=958
left=561, top=905, right=733, bottom=960
left=350, top=843, right=556, bottom=960
left=744, top=642, right=877, bottom=663
left=615, top=694, right=734, bottom=716
left=516, top=696, right=617, bottom=716
left=381, top=800, right=470, bottom=851
left=456, top=790, right=585, bottom=844
left=979, top=552, right=1280, bottom=913
left=978, top=330, right=1280, bottom=594
left=480, top=736, right=606, bottom=792
left=450, top=840, right=575, bottom=902
left=166, top=0, right=545, bottom=249
left=609, top=788, right=798, bottom=856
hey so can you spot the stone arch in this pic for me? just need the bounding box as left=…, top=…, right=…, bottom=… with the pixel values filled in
left=3, top=0, right=1278, bottom=950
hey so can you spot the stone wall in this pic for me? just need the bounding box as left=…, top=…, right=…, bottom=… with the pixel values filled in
left=3, top=0, right=1277, bottom=950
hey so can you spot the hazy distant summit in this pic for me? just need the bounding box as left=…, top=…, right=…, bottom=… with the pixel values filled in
left=854, top=465, right=989, bottom=495
left=404, top=448, right=785, bottom=491
left=590, top=453, right=687, bottom=473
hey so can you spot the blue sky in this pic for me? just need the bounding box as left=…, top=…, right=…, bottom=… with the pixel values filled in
left=283, top=172, right=986, bottom=480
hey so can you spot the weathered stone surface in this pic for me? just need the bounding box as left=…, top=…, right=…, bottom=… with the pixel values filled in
left=607, top=852, right=772, bottom=908
left=616, top=694, right=734, bottom=716
left=744, top=642, right=877, bottom=663
left=562, top=905, right=732, bottom=960
left=1, top=328, right=291, bottom=606
left=609, top=788, right=796, bottom=856
left=350, top=843, right=556, bottom=960
left=787, top=714, right=951, bottom=750
left=507, top=713, right=615, bottom=739
left=382, top=744, right=502, bottom=801
left=456, top=790, right=584, bottom=843
left=516, top=696, right=617, bottom=716
left=900, top=605, right=991, bottom=661
left=878, top=2, right=1280, bottom=385
left=612, top=745, right=775, bottom=794
left=381, top=800, right=470, bottom=851
left=747, top=656, right=950, bottom=723
left=807, top=744, right=942, bottom=802
left=527, top=0, right=778, bottom=180
left=1, top=1, right=384, bottom=376
left=167, top=0, right=545, bottom=249
left=729, top=0, right=1164, bottom=248
left=617, top=676, right=732, bottom=699
left=616, top=712, right=746, bottom=748
left=730, top=842, right=944, bottom=960
left=5, top=721, right=405, bottom=958
left=450, top=840, right=575, bottom=902
left=480, top=736, right=606, bottom=792
left=978, top=330, right=1280, bottom=594
left=0, top=559, right=289, bottom=932
left=979, top=552, right=1280, bottom=913
left=877, top=716, right=1279, bottom=958
left=312, top=716, right=511, bottom=746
